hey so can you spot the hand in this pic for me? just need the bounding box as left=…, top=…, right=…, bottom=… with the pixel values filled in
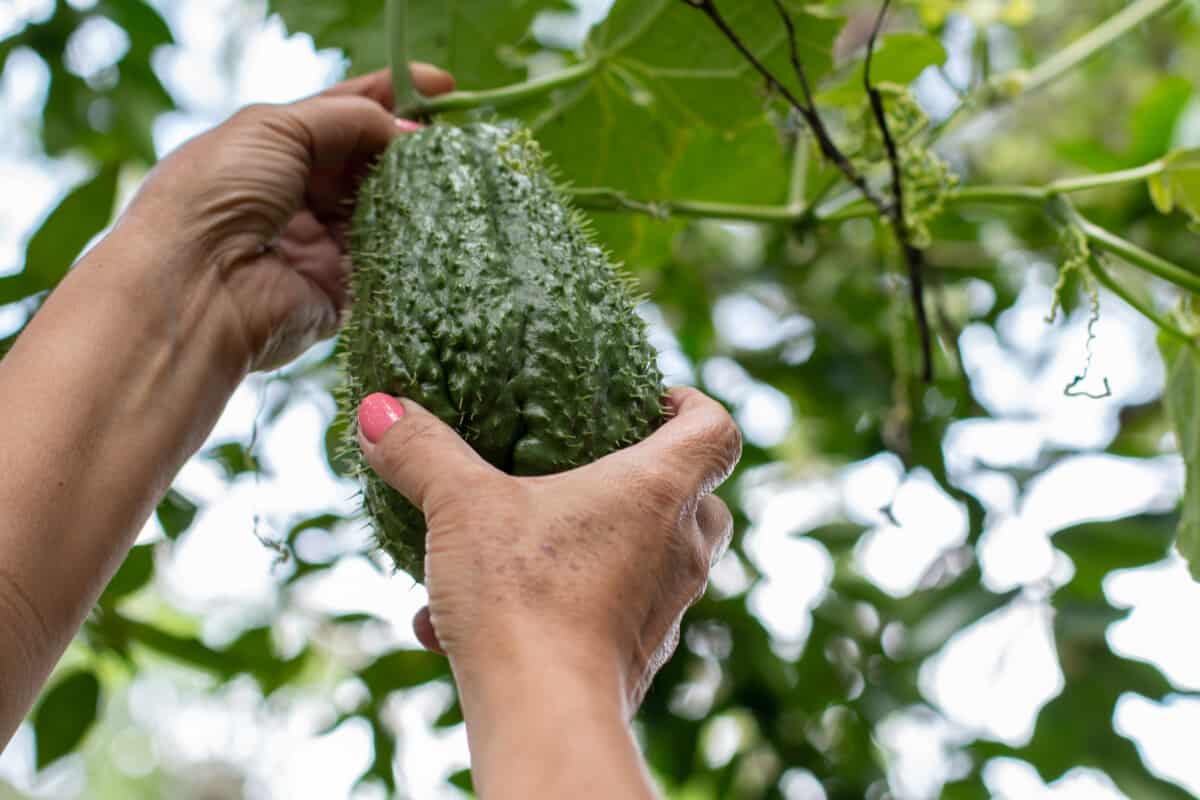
left=356, top=387, right=741, bottom=712
left=122, top=65, right=455, bottom=372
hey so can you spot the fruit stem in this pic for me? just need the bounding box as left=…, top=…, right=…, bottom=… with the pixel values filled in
left=388, top=0, right=423, bottom=115
left=397, top=59, right=599, bottom=118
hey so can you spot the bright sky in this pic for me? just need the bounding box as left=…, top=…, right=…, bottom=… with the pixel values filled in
left=2, top=1, right=1200, bottom=799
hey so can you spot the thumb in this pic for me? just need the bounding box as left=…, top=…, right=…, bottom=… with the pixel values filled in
left=357, top=393, right=496, bottom=512
left=603, top=387, right=742, bottom=497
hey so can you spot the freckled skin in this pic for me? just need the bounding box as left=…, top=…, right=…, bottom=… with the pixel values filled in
left=342, top=123, right=664, bottom=578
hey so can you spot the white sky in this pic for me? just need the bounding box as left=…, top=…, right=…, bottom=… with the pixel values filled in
left=2, top=1, right=1200, bottom=799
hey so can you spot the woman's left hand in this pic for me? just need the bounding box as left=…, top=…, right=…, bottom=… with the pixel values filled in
left=124, top=65, right=455, bottom=372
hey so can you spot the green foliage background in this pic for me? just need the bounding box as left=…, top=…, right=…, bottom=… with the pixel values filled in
left=3, top=0, right=1200, bottom=797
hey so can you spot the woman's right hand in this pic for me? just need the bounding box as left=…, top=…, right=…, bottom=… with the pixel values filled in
left=356, top=386, right=741, bottom=715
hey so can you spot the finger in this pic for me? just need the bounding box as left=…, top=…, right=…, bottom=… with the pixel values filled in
left=695, top=494, right=734, bottom=567
left=607, top=387, right=743, bottom=496
left=412, top=606, right=445, bottom=655
left=276, top=210, right=351, bottom=313
left=357, top=394, right=498, bottom=512
left=322, top=64, right=456, bottom=109
left=280, top=94, right=406, bottom=222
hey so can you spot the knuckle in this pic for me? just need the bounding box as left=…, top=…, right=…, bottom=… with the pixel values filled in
left=634, top=466, right=688, bottom=518
left=230, top=103, right=301, bottom=145
left=687, top=414, right=742, bottom=490
left=231, top=102, right=275, bottom=127
left=381, top=416, right=443, bottom=461
left=708, top=413, right=743, bottom=467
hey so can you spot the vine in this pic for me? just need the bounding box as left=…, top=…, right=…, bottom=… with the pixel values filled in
left=387, top=0, right=420, bottom=114
left=863, top=0, right=932, bottom=381
left=389, top=0, right=1195, bottom=382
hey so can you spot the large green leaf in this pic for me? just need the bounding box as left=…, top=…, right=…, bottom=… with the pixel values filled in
left=817, top=32, right=948, bottom=106
left=99, top=0, right=174, bottom=59
left=6, top=0, right=176, bottom=163
left=1128, top=76, right=1192, bottom=166
left=518, top=0, right=841, bottom=262
left=0, top=164, right=120, bottom=305
left=32, top=670, right=102, bottom=770
left=268, top=0, right=568, bottom=88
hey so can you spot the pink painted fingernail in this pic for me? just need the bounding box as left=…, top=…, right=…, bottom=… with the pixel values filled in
left=395, top=118, right=423, bottom=132
left=359, top=393, right=405, bottom=443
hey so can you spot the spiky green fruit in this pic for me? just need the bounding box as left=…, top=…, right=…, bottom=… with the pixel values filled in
left=340, top=122, right=664, bottom=579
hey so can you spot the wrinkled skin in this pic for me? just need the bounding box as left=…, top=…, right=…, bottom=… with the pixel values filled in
left=358, top=386, right=740, bottom=713
left=128, top=65, right=455, bottom=372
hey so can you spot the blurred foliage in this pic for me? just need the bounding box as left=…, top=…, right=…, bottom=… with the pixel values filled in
left=3, top=0, right=1200, bottom=797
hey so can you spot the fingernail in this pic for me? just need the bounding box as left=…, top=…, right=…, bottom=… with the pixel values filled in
left=359, top=393, right=405, bottom=443
left=395, top=118, right=423, bottom=132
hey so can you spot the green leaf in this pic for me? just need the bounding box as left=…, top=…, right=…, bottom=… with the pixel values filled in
left=433, top=696, right=464, bottom=728
left=447, top=768, right=474, bottom=793
left=205, top=441, right=266, bottom=479
left=32, top=670, right=101, bottom=770
left=818, top=32, right=947, bottom=106
left=524, top=0, right=834, bottom=260
left=360, top=650, right=449, bottom=695
left=1128, top=76, right=1192, bottom=166
left=99, top=0, right=175, bottom=58
left=268, top=0, right=564, bottom=88
left=799, top=522, right=867, bottom=554
left=1161, top=334, right=1200, bottom=578
left=221, top=626, right=308, bottom=693
left=156, top=488, right=199, bottom=541
left=0, top=165, right=120, bottom=305
left=100, top=544, right=154, bottom=602
left=331, top=612, right=382, bottom=625
left=1149, top=172, right=1173, bottom=214
left=286, top=513, right=344, bottom=546
left=1053, top=515, right=1177, bottom=600
left=359, top=714, right=397, bottom=792
left=1150, top=148, right=1200, bottom=224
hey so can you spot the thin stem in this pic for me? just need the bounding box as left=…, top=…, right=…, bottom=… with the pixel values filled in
left=1088, top=255, right=1199, bottom=349
left=863, top=0, right=932, bottom=381
left=931, top=0, right=1184, bottom=142
left=1079, top=218, right=1200, bottom=295
left=571, top=183, right=1200, bottom=296
left=788, top=127, right=809, bottom=210
left=399, top=60, right=599, bottom=118
left=388, top=0, right=421, bottom=114
left=769, top=0, right=819, bottom=111
left=568, top=188, right=806, bottom=223
left=682, top=0, right=888, bottom=211
left=116, top=614, right=232, bottom=674
left=944, top=185, right=1049, bottom=205
left=1048, top=161, right=1165, bottom=194
left=1023, top=0, right=1184, bottom=95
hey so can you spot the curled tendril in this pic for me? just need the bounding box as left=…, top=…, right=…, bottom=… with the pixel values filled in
left=1063, top=276, right=1112, bottom=400
left=1046, top=223, right=1090, bottom=324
